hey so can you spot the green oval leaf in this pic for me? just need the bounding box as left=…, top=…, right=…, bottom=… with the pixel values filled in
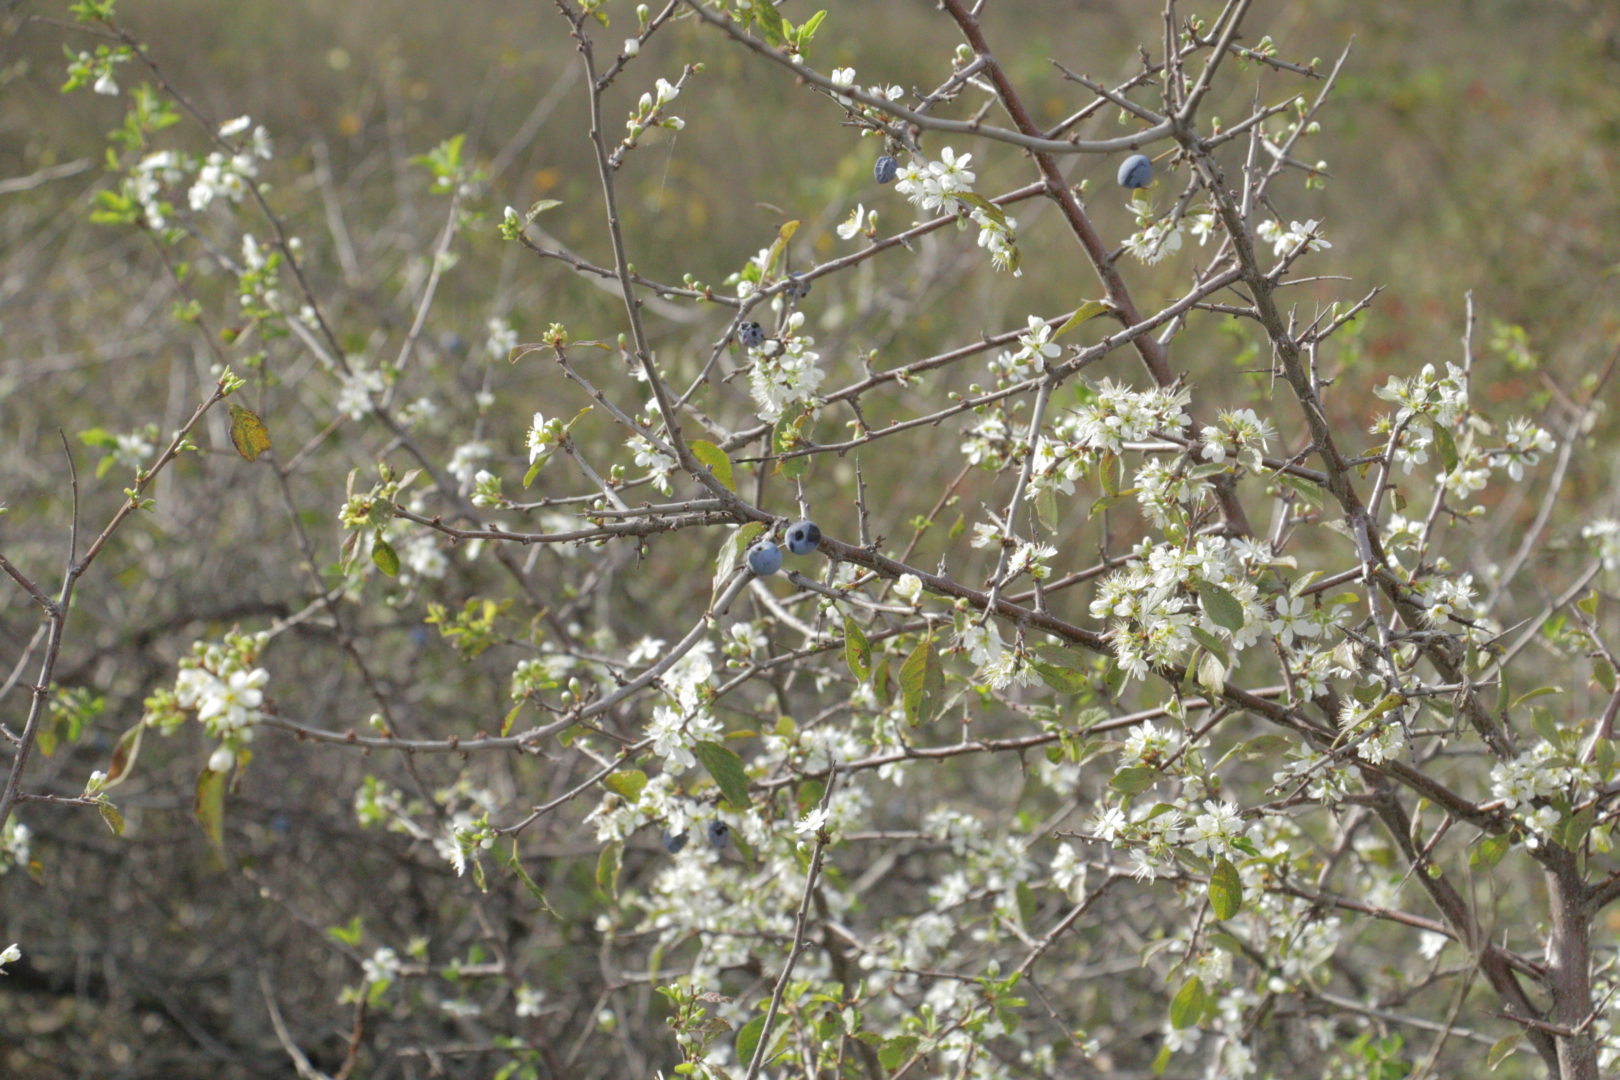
left=694, top=740, right=751, bottom=808
left=596, top=840, right=624, bottom=898
left=1169, top=975, right=1206, bottom=1030
left=735, top=1015, right=768, bottom=1066
left=1209, top=857, right=1242, bottom=920
left=844, top=616, right=871, bottom=681
left=1200, top=583, right=1245, bottom=633
left=900, top=635, right=945, bottom=725
left=604, top=769, right=648, bottom=802
left=372, top=536, right=401, bottom=577
left=690, top=440, right=735, bottom=491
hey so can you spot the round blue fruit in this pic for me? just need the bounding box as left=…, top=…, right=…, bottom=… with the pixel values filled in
left=874, top=155, right=898, bottom=185
left=707, top=820, right=731, bottom=850
left=661, top=828, right=688, bottom=854
left=746, top=539, right=783, bottom=576
left=737, top=321, right=765, bottom=348
left=784, top=519, right=821, bottom=555
left=785, top=275, right=811, bottom=300
left=1117, top=153, right=1154, bottom=189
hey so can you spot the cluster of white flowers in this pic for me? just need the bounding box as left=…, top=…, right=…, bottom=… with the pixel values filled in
left=1199, top=408, right=1276, bottom=472
left=746, top=311, right=825, bottom=422
left=0, top=820, right=30, bottom=876
left=335, top=364, right=385, bottom=420
left=883, top=147, right=1020, bottom=273
left=1255, top=217, right=1331, bottom=258
left=446, top=440, right=492, bottom=487
left=126, top=150, right=183, bottom=229
left=1490, top=741, right=1595, bottom=812
left=625, top=75, right=684, bottom=140
left=189, top=116, right=273, bottom=212
left=165, top=634, right=271, bottom=771
left=361, top=946, right=401, bottom=985
left=525, top=410, right=565, bottom=470
left=1072, top=378, right=1192, bottom=454
left=645, top=704, right=722, bottom=773
left=1586, top=519, right=1620, bottom=571
left=627, top=432, right=677, bottom=495
left=986, top=315, right=1061, bottom=386
left=1122, top=216, right=1183, bottom=265
left=1495, top=416, right=1556, bottom=481
left=1121, top=206, right=1219, bottom=266
left=485, top=316, right=518, bottom=359
left=399, top=532, right=448, bottom=580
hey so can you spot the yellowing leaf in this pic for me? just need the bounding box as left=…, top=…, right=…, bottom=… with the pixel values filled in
left=1052, top=300, right=1111, bottom=340
left=691, top=440, right=735, bottom=491
left=228, top=403, right=272, bottom=462
left=103, top=722, right=144, bottom=789
left=195, top=768, right=226, bottom=856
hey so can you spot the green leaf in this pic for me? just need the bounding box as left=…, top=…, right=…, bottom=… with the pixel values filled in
left=604, top=769, right=648, bottom=802
left=753, top=0, right=788, bottom=46
left=1434, top=424, right=1459, bottom=472
left=1032, top=661, right=1089, bottom=695
left=1208, top=857, right=1242, bottom=919
left=764, top=219, right=799, bottom=275
left=1275, top=470, right=1324, bottom=507
left=952, top=191, right=1007, bottom=230
left=372, top=536, right=400, bottom=577
left=1487, top=1032, right=1523, bottom=1070
left=1189, top=626, right=1228, bottom=660
left=1030, top=644, right=1088, bottom=671
left=694, top=740, right=752, bottom=808
left=713, top=522, right=767, bottom=599
left=1169, top=975, right=1206, bottom=1030
left=507, top=844, right=561, bottom=918
left=736, top=1015, right=768, bottom=1066
left=1200, top=583, right=1245, bottom=633
left=900, top=635, right=946, bottom=724
left=1016, top=881, right=1038, bottom=927
left=690, top=440, right=735, bottom=491
left=844, top=616, right=871, bottom=681
left=98, top=799, right=125, bottom=836
left=1110, top=766, right=1157, bottom=796
left=195, top=768, right=226, bottom=856
left=327, top=915, right=364, bottom=947
left=878, top=1036, right=920, bottom=1070
left=1469, top=832, right=1512, bottom=870
left=596, top=840, right=624, bottom=899
left=1052, top=300, right=1111, bottom=340
left=1151, top=1043, right=1173, bottom=1076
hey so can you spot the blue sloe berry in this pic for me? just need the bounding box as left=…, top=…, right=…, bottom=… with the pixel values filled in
left=707, top=819, right=731, bottom=850
left=746, top=538, right=783, bottom=576
left=737, top=321, right=766, bottom=349
left=785, top=275, right=811, bottom=300
left=661, top=828, right=688, bottom=854
left=1117, top=153, right=1154, bottom=190
left=784, top=519, right=821, bottom=556
left=874, top=155, right=898, bottom=185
